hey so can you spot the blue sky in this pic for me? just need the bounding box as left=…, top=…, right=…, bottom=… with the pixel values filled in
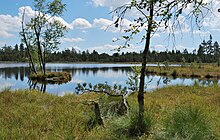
left=0, top=0, right=220, bottom=54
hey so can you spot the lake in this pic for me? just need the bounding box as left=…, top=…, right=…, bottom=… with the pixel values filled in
left=0, top=63, right=218, bottom=96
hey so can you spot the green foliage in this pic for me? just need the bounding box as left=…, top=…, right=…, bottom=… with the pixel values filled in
left=193, top=80, right=200, bottom=87
left=75, top=82, right=127, bottom=95
left=99, top=95, right=128, bottom=117
left=162, top=105, right=215, bottom=140
left=126, top=66, right=140, bottom=92
left=198, top=35, right=220, bottom=56
left=108, top=110, right=153, bottom=138
left=181, top=57, right=186, bottom=67
left=171, top=69, right=177, bottom=78
left=82, top=104, right=103, bottom=131
left=163, top=61, right=169, bottom=70
left=29, top=71, right=71, bottom=83
left=1, top=43, right=220, bottom=63
left=20, top=0, right=67, bottom=74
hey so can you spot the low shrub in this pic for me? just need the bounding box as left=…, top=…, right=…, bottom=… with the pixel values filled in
left=171, top=70, right=177, bottom=78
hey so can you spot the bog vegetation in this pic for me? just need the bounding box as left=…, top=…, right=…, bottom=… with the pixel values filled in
left=1, top=0, right=220, bottom=139
left=0, top=84, right=219, bottom=139
left=146, top=63, right=220, bottom=79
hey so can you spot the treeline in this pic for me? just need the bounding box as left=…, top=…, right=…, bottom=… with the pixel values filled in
left=0, top=41, right=220, bottom=63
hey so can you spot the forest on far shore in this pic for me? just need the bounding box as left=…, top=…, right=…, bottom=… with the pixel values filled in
left=1, top=35, right=220, bottom=63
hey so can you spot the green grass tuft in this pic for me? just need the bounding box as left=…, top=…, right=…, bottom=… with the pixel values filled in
left=160, top=105, right=216, bottom=140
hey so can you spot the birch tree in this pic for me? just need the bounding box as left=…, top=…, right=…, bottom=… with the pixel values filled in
left=20, top=0, right=67, bottom=76
left=112, top=0, right=214, bottom=135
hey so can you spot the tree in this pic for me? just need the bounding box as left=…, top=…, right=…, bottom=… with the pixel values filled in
left=20, top=0, right=67, bottom=75
left=113, top=0, right=213, bottom=135
left=206, top=34, right=214, bottom=55
left=213, top=41, right=220, bottom=56
left=19, top=43, right=25, bottom=59
left=183, top=48, right=188, bottom=54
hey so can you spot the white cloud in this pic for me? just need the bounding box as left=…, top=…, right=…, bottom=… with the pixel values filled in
left=52, top=16, right=73, bottom=29
left=192, top=30, right=210, bottom=36
left=175, top=44, right=194, bottom=52
left=18, top=6, right=35, bottom=19
left=153, top=33, right=160, bottom=38
left=0, top=6, right=74, bottom=38
left=151, top=44, right=166, bottom=51
left=93, top=18, right=132, bottom=33
left=70, top=18, right=92, bottom=29
left=91, top=0, right=219, bottom=35
left=92, top=0, right=130, bottom=10
left=65, top=46, right=82, bottom=52
left=62, top=37, right=85, bottom=43
left=0, top=41, right=6, bottom=46
left=0, top=31, right=14, bottom=38
left=19, top=6, right=72, bottom=29
left=93, top=18, right=113, bottom=30
left=72, top=46, right=82, bottom=52
left=0, top=14, right=21, bottom=38
left=156, top=15, right=190, bottom=34
left=176, top=45, right=186, bottom=50
left=89, top=43, right=143, bottom=54
left=0, top=5, right=94, bottom=40
left=203, top=2, right=220, bottom=31
left=89, top=44, right=118, bottom=53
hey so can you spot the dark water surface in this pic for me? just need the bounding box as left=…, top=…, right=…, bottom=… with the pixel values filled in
left=0, top=63, right=217, bottom=96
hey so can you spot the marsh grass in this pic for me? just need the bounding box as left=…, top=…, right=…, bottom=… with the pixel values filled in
left=163, top=105, right=215, bottom=140
left=99, top=95, right=127, bottom=117
left=108, top=109, right=153, bottom=138
left=29, top=71, right=71, bottom=84
left=0, top=84, right=220, bottom=139
left=86, top=109, right=153, bottom=140
left=0, top=90, right=100, bottom=139
left=146, top=64, right=220, bottom=79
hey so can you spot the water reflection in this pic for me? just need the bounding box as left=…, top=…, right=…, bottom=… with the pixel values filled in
left=28, top=80, right=47, bottom=92
left=0, top=67, right=28, bottom=81
left=0, top=63, right=219, bottom=95
left=0, top=64, right=133, bottom=95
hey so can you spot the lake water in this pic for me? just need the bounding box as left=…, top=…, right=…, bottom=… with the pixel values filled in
left=0, top=63, right=218, bottom=96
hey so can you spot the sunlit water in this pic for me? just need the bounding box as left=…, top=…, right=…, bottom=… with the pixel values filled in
left=0, top=63, right=218, bottom=96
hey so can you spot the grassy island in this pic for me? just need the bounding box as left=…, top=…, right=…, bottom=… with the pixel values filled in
left=0, top=84, right=219, bottom=139
left=29, top=71, right=72, bottom=84
left=146, top=64, right=220, bottom=79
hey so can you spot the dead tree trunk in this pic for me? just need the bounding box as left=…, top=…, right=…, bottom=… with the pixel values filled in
left=93, top=102, right=104, bottom=126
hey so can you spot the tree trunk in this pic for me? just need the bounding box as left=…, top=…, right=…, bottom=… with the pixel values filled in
left=21, top=10, right=37, bottom=74
left=43, top=47, right=46, bottom=76
left=138, top=1, right=154, bottom=133
left=33, top=25, right=44, bottom=74
left=94, top=102, right=104, bottom=126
